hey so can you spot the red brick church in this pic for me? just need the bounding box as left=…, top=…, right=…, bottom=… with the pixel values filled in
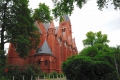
left=7, top=15, right=78, bottom=73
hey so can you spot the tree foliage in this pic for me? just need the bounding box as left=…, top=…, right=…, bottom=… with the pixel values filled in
left=3, top=64, right=41, bottom=80
left=82, top=31, right=109, bottom=47
left=0, top=0, right=40, bottom=58
left=110, top=45, right=120, bottom=77
left=62, top=31, right=120, bottom=80
left=62, top=54, right=119, bottom=80
left=32, top=3, right=52, bottom=23
left=0, top=50, right=6, bottom=77
left=52, top=0, right=120, bottom=18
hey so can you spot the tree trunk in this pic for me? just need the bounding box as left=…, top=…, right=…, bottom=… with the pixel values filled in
left=1, top=26, right=4, bottom=51
left=0, top=3, right=7, bottom=51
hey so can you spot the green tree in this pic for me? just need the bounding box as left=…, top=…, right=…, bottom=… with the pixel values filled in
left=52, top=0, right=120, bottom=18
left=82, top=31, right=95, bottom=46
left=82, top=31, right=109, bottom=47
left=0, top=0, right=52, bottom=78
left=0, top=0, right=40, bottom=58
left=115, top=46, right=120, bottom=77
left=3, top=64, right=41, bottom=80
left=62, top=31, right=120, bottom=80
left=0, top=50, right=6, bottom=78
left=62, top=54, right=119, bottom=80
left=0, top=0, right=52, bottom=58
left=62, top=47, right=119, bottom=80
left=32, top=3, right=52, bottom=23
left=110, top=45, right=120, bottom=77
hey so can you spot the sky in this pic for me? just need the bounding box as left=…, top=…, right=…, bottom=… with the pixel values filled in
left=5, top=0, right=120, bottom=52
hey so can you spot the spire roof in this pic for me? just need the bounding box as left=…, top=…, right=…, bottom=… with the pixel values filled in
left=63, top=14, right=69, bottom=21
left=63, top=14, right=71, bottom=24
left=43, top=23, right=50, bottom=31
left=49, top=21, right=55, bottom=29
left=34, top=22, right=42, bottom=33
left=36, top=40, right=52, bottom=54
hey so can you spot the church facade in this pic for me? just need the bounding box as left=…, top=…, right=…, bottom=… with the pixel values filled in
left=7, top=15, right=78, bottom=73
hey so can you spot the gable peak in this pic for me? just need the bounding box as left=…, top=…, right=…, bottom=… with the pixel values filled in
left=49, top=21, right=55, bottom=29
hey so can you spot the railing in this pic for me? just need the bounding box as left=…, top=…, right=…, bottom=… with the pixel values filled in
left=1, top=75, right=66, bottom=80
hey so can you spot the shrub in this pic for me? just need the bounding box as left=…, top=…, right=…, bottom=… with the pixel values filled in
left=3, top=64, right=41, bottom=80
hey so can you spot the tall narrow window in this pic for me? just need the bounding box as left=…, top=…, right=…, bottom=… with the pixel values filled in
left=38, top=60, right=40, bottom=65
left=45, top=60, right=48, bottom=66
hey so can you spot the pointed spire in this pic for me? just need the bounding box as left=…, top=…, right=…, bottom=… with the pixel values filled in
left=63, top=14, right=70, bottom=21
left=49, top=21, right=55, bottom=29
left=34, top=21, right=42, bottom=33
left=36, top=39, right=52, bottom=54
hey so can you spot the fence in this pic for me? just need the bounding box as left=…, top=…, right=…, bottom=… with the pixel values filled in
left=1, top=75, right=66, bottom=80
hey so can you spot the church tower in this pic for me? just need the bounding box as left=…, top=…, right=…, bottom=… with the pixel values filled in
left=47, top=21, right=56, bottom=55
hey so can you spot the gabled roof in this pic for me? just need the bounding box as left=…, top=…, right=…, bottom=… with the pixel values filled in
left=34, top=22, right=42, bottom=33
left=36, top=40, right=52, bottom=54
left=43, top=23, right=50, bottom=31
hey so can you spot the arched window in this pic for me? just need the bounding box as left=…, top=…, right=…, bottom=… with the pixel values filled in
left=45, top=60, right=48, bottom=66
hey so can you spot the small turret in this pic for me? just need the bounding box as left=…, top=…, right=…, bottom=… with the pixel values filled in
left=48, top=21, right=56, bottom=34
